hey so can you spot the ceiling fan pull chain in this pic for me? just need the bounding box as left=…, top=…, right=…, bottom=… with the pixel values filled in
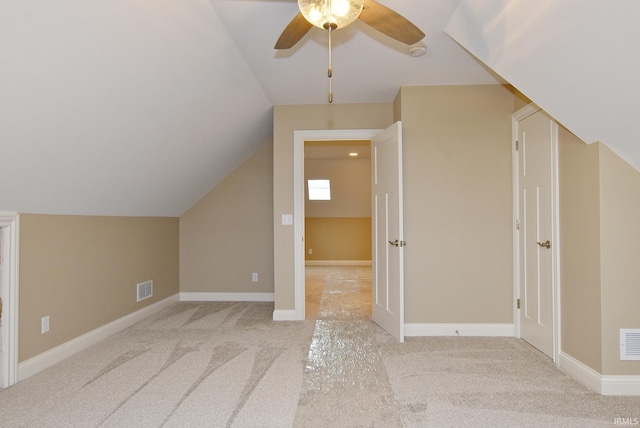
left=328, top=25, right=333, bottom=103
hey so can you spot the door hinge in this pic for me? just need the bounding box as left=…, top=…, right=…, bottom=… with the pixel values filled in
left=516, top=219, right=520, bottom=230
left=515, top=140, right=519, bottom=151
left=517, top=298, right=521, bottom=309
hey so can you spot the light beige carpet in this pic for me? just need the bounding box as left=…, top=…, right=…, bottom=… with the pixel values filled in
left=0, top=266, right=638, bottom=427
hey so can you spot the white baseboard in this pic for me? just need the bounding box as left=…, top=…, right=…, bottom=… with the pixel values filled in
left=305, top=260, right=372, bottom=266
left=179, top=292, right=274, bottom=302
left=559, top=352, right=640, bottom=396
left=272, top=310, right=298, bottom=321
left=18, top=294, right=180, bottom=382
left=405, top=323, right=515, bottom=337
left=558, top=352, right=602, bottom=393
left=601, top=376, right=640, bottom=396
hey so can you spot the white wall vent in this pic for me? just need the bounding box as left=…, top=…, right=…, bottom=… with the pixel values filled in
left=136, top=280, right=153, bottom=302
left=620, top=329, right=640, bottom=360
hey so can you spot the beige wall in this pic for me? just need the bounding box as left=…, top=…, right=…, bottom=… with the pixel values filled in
left=304, top=157, right=371, bottom=261
left=397, top=85, right=515, bottom=324
left=273, top=103, right=394, bottom=310
left=558, top=127, right=603, bottom=372
left=19, top=214, right=178, bottom=361
left=513, top=87, right=532, bottom=111
left=599, top=143, right=640, bottom=375
left=305, top=217, right=371, bottom=261
left=273, top=88, right=514, bottom=321
left=180, top=142, right=274, bottom=293
left=305, top=158, right=371, bottom=218
left=558, top=129, right=640, bottom=376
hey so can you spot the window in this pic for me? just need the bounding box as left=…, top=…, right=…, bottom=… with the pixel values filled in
left=308, top=179, right=331, bottom=200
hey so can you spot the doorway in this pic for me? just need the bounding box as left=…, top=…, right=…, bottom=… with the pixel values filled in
left=303, top=140, right=373, bottom=319
left=293, top=129, right=382, bottom=321
left=292, top=125, right=405, bottom=342
left=512, top=105, right=560, bottom=362
left=0, top=213, right=19, bottom=388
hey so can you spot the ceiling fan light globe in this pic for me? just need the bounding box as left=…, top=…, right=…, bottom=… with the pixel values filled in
left=298, top=0, right=364, bottom=30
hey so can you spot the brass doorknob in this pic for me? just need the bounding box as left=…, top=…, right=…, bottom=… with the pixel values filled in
left=389, top=240, right=399, bottom=247
left=537, top=240, right=551, bottom=249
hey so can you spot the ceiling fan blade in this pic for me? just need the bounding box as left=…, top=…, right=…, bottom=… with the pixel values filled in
left=359, top=0, right=425, bottom=45
left=275, top=12, right=313, bottom=49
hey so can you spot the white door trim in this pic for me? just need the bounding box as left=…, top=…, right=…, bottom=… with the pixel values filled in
left=512, top=104, right=561, bottom=364
left=0, top=212, right=19, bottom=387
left=293, top=129, right=382, bottom=320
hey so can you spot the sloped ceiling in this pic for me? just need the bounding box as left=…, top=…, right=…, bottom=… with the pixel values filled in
left=2, top=0, right=637, bottom=217
left=446, top=0, right=640, bottom=172
left=0, top=0, right=273, bottom=216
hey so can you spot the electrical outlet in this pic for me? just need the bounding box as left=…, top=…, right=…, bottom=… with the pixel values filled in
left=41, top=316, right=50, bottom=334
left=252, top=273, right=258, bottom=282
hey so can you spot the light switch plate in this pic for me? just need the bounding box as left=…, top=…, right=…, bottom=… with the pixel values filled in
left=281, top=214, right=293, bottom=225
left=41, top=316, right=50, bottom=334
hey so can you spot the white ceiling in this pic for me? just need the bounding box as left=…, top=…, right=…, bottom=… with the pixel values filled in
left=1, top=0, right=274, bottom=216
left=1, top=0, right=638, bottom=216
left=208, top=0, right=502, bottom=105
left=305, top=140, right=371, bottom=159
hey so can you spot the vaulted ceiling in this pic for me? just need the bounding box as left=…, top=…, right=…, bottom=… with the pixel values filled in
left=1, top=0, right=638, bottom=217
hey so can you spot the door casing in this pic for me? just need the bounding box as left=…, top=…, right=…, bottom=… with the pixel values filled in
left=0, top=213, right=19, bottom=388
left=512, top=104, right=561, bottom=364
left=293, top=129, right=382, bottom=320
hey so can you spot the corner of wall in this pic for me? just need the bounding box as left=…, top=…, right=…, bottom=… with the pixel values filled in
left=598, top=142, right=640, bottom=376
left=393, top=89, right=402, bottom=122
left=180, top=142, right=274, bottom=295
left=557, top=125, right=603, bottom=374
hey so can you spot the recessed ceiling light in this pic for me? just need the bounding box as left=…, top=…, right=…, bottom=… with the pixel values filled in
left=349, top=152, right=358, bottom=157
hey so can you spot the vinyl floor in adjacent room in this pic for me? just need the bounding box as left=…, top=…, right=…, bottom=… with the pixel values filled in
left=0, top=265, right=638, bottom=427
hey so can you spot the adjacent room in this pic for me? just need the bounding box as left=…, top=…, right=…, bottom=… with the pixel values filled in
left=303, top=140, right=372, bottom=319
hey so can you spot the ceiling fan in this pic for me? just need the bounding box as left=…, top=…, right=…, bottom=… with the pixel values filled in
left=274, top=0, right=425, bottom=103
left=274, top=0, right=425, bottom=50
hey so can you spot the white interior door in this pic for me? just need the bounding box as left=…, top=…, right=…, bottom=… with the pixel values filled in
left=371, top=122, right=404, bottom=342
left=517, top=110, right=555, bottom=358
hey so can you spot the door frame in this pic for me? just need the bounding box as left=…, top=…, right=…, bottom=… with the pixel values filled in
left=512, top=104, right=561, bottom=364
left=0, top=212, right=19, bottom=387
left=293, top=129, right=382, bottom=320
